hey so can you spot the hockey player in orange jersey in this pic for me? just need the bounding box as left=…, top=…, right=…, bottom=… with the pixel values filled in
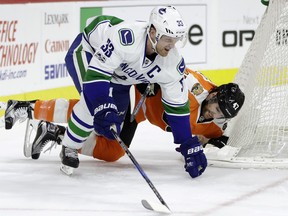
left=4, top=68, right=244, bottom=163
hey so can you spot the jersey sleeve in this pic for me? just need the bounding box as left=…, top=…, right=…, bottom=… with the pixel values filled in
left=160, top=57, right=192, bottom=144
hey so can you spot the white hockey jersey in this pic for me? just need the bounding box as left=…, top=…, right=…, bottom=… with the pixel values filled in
left=82, top=16, right=188, bottom=110
left=71, top=15, right=192, bottom=144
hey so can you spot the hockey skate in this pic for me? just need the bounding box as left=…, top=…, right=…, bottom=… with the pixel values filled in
left=60, top=145, right=79, bottom=176
left=23, top=119, right=66, bottom=159
left=5, top=99, right=35, bottom=129
left=31, top=120, right=66, bottom=159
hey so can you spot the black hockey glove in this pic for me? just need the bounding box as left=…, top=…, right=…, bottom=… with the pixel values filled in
left=207, top=135, right=229, bottom=149
left=135, top=83, right=160, bottom=97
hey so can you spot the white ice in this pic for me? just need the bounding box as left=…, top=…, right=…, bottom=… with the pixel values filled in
left=0, top=120, right=288, bottom=216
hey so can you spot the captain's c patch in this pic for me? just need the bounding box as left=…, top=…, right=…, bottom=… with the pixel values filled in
left=119, top=28, right=134, bottom=46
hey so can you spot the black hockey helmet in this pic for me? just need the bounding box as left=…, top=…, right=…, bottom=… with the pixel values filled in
left=216, top=83, right=245, bottom=118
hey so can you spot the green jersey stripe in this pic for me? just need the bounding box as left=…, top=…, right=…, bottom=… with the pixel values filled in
left=68, top=120, right=92, bottom=138
left=84, top=69, right=111, bottom=82
left=162, top=101, right=190, bottom=115
left=84, top=16, right=124, bottom=36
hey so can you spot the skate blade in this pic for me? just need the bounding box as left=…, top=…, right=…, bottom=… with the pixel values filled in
left=0, top=101, right=7, bottom=110
left=0, top=116, right=4, bottom=128
left=23, top=119, right=40, bottom=158
left=60, top=164, right=74, bottom=176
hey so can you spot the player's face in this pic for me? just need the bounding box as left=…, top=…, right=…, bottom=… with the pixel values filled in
left=202, top=93, right=225, bottom=119
left=203, top=103, right=224, bottom=119
left=156, top=35, right=179, bottom=57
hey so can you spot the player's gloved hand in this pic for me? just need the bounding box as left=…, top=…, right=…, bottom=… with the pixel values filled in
left=206, top=135, right=229, bottom=149
left=176, top=137, right=207, bottom=178
left=135, top=83, right=160, bottom=97
left=93, top=99, right=121, bottom=140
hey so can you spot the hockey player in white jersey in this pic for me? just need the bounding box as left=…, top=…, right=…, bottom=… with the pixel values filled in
left=46, top=6, right=206, bottom=177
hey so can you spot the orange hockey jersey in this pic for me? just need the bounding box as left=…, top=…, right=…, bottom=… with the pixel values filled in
left=135, top=68, right=225, bottom=139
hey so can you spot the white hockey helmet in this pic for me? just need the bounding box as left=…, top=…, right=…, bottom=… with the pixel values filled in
left=148, top=6, right=187, bottom=49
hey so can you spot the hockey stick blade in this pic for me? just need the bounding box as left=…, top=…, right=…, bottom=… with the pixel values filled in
left=0, top=116, right=4, bottom=128
left=130, top=84, right=151, bottom=122
left=60, top=164, right=74, bottom=176
left=23, top=119, right=41, bottom=158
left=141, top=199, right=171, bottom=214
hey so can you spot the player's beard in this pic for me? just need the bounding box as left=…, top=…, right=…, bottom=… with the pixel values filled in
left=201, top=99, right=213, bottom=120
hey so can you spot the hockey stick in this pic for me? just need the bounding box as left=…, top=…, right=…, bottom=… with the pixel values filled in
left=130, top=84, right=152, bottom=122
left=110, top=126, right=171, bottom=214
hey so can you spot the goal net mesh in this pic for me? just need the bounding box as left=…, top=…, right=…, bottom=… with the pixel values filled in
left=207, top=0, right=288, bottom=168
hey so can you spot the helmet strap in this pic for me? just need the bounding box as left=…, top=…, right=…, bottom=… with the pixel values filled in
left=147, top=26, right=159, bottom=54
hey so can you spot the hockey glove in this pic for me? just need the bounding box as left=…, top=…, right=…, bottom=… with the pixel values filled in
left=135, top=83, right=160, bottom=97
left=176, top=137, right=207, bottom=178
left=93, top=99, right=121, bottom=140
left=206, top=135, right=229, bottom=149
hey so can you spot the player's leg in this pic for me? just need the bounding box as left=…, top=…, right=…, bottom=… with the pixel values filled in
left=59, top=33, right=94, bottom=173
left=60, top=83, right=130, bottom=171
left=59, top=95, right=93, bottom=173
left=34, top=99, right=78, bottom=123
left=80, top=133, right=125, bottom=162
left=4, top=98, right=78, bottom=130
left=81, top=106, right=138, bottom=162
left=84, top=85, right=139, bottom=161
left=23, top=97, right=77, bottom=160
left=25, top=120, right=66, bottom=159
left=24, top=103, right=140, bottom=163
left=5, top=100, right=36, bottom=129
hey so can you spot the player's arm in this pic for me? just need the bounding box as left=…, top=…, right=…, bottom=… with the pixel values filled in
left=81, top=18, right=125, bottom=139
left=205, top=135, right=229, bottom=148
left=160, top=59, right=207, bottom=178
left=197, top=134, right=229, bottom=148
left=162, top=95, right=207, bottom=178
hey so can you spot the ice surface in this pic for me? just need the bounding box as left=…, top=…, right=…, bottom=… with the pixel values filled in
left=0, top=120, right=288, bottom=216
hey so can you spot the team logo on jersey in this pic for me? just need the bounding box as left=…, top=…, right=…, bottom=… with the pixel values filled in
left=159, top=8, right=167, bottom=15
left=177, top=57, right=185, bottom=75
left=119, top=28, right=134, bottom=46
left=191, top=83, right=204, bottom=96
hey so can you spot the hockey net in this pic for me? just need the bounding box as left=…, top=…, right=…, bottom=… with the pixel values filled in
left=206, top=0, right=288, bottom=168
